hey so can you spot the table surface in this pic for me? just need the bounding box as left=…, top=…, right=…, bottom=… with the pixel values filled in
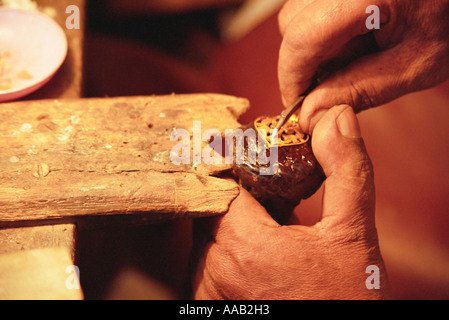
left=0, top=0, right=86, bottom=300
left=0, top=94, right=248, bottom=227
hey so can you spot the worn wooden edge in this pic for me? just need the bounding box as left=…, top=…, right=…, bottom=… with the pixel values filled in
left=0, top=247, right=83, bottom=300
left=1, top=93, right=250, bottom=116
left=0, top=174, right=241, bottom=228
left=0, top=224, right=77, bottom=260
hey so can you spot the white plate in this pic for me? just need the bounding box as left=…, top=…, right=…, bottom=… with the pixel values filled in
left=0, top=7, right=68, bottom=102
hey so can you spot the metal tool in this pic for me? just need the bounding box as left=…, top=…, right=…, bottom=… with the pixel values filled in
left=274, top=73, right=327, bottom=132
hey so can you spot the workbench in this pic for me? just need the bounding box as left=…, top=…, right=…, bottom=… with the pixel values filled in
left=0, top=0, right=248, bottom=299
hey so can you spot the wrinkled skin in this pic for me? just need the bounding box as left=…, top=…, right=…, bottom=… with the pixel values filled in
left=278, top=0, right=449, bottom=134
left=191, top=105, right=390, bottom=300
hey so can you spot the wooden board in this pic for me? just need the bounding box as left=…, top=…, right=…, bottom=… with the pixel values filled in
left=0, top=1, right=86, bottom=300
left=0, top=247, right=83, bottom=300
left=0, top=224, right=77, bottom=260
left=0, top=94, right=249, bottom=227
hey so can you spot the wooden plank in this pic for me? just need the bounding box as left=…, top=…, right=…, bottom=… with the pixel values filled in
left=0, top=2, right=85, bottom=298
left=0, top=247, right=83, bottom=300
left=0, top=224, right=77, bottom=260
left=0, top=94, right=249, bottom=227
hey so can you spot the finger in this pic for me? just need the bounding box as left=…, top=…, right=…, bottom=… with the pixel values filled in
left=278, top=0, right=389, bottom=106
left=190, top=186, right=277, bottom=298
left=214, top=186, right=279, bottom=242
left=311, top=105, right=375, bottom=230
left=278, top=0, right=316, bottom=36
left=299, top=39, right=429, bottom=134
left=191, top=182, right=276, bottom=243
left=190, top=186, right=276, bottom=273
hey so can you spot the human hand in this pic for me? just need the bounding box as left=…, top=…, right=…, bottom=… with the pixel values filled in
left=191, top=105, right=390, bottom=300
left=278, top=0, right=449, bottom=134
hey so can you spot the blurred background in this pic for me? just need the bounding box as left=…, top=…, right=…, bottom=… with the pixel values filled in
left=78, top=0, right=449, bottom=299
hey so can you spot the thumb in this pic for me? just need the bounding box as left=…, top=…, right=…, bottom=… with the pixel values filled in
left=311, top=105, right=375, bottom=231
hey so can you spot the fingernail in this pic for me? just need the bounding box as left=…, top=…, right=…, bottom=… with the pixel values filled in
left=336, top=107, right=361, bottom=138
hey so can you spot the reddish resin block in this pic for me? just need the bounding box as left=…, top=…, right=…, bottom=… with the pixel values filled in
left=230, top=116, right=325, bottom=224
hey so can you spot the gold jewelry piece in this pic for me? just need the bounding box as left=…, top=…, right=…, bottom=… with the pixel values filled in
left=254, top=115, right=309, bottom=147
